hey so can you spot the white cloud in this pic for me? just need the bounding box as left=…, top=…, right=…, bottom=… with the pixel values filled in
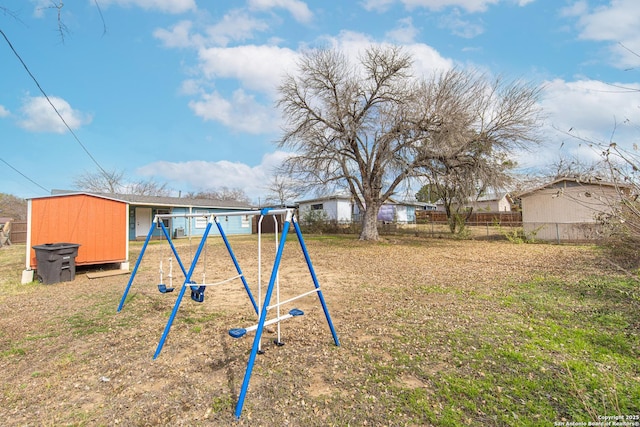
left=541, top=78, right=640, bottom=142
left=99, top=0, right=196, bottom=14
left=407, top=44, right=455, bottom=75
left=362, top=0, right=501, bottom=13
left=154, top=12, right=270, bottom=48
left=408, top=0, right=501, bottom=13
left=0, top=105, right=9, bottom=118
left=511, top=78, right=640, bottom=171
left=197, top=44, right=299, bottom=94
left=363, top=0, right=538, bottom=13
left=361, top=0, right=396, bottom=12
left=188, top=89, right=280, bottom=134
left=318, top=31, right=454, bottom=74
left=559, top=0, right=588, bottom=18
left=439, top=10, right=484, bottom=38
left=186, top=33, right=453, bottom=131
left=248, top=0, right=314, bottom=23
left=570, top=0, right=640, bottom=69
left=136, top=151, right=292, bottom=200
left=385, top=17, right=420, bottom=43
left=204, top=10, right=270, bottom=46
left=153, top=20, right=200, bottom=48
left=18, top=96, right=92, bottom=133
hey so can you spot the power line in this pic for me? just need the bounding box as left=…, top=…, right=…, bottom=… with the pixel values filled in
left=0, top=28, right=110, bottom=177
left=0, top=157, right=50, bottom=193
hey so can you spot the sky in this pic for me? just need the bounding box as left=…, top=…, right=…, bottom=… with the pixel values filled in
left=1, top=0, right=639, bottom=203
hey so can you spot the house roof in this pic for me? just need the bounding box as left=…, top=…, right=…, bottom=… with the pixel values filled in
left=30, top=191, right=252, bottom=210
left=296, top=192, right=353, bottom=204
left=516, top=177, right=624, bottom=199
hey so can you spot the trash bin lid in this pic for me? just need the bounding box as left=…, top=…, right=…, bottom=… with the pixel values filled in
left=33, top=242, right=81, bottom=250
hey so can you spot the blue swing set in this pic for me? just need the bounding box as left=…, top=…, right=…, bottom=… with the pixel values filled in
left=117, top=208, right=340, bottom=419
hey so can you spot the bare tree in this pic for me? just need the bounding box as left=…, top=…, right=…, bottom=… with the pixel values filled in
left=544, top=155, right=608, bottom=181
left=278, top=45, right=542, bottom=240
left=73, top=169, right=124, bottom=193
left=73, top=169, right=171, bottom=196
left=126, top=180, right=171, bottom=197
left=591, top=141, right=640, bottom=267
left=186, top=187, right=251, bottom=204
left=263, top=174, right=301, bottom=207
left=0, top=193, right=27, bottom=221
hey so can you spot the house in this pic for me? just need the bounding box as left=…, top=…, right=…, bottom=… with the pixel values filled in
left=297, top=193, right=354, bottom=223
left=436, top=192, right=513, bottom=213
left=518, top=178, right=625, bottom=242
left=297, top=193, right=421, bottom=224
left=22, top=192, right=252, bottom=283
left=375, top=199, right=422, bottom=224
left=109, top=193, right=253, bottom=240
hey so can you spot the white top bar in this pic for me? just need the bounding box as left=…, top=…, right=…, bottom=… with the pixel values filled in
left=154, top=208, right=293, bottom=220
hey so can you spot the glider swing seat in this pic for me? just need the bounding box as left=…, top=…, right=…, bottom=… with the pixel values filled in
left=116, top=208, right=340, bottom=419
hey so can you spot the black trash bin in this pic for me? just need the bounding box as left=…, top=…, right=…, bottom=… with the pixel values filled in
left=33, top=243, right=81, bottom=284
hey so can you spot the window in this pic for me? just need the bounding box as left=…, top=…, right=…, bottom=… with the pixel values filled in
left=311, top=203, right=324, bottom=210
left=195, top=210, right=209, bottom=229
left=156, top=209, right=170, bottom=229
left=241, top=215, right=250, bottom=228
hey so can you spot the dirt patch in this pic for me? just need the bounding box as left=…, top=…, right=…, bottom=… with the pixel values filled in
left=0, top=236, right=622, bottom=425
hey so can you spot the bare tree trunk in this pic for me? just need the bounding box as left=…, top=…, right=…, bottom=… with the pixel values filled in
left=359, top=205, right=380, bottom=241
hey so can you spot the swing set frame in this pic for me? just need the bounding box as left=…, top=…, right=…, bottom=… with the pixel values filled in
left=117, top=207, right=340, bottom=419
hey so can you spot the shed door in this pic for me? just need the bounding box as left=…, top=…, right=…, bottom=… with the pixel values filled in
left=135, top=208, right=152, bottom=237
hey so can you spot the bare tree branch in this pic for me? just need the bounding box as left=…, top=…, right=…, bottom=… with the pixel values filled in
left=278, top=46, right=543, bottom=240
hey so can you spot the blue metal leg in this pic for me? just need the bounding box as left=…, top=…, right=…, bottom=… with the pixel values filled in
left=117, top=221, right=155, bottom=312
left=153, top=222, right=213, bottom=359
left=293, top=218, right=340, bottom=346
left=234, top=219, right=291, bottom=418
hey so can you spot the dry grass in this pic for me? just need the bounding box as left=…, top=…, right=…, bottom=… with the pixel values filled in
left=1, top=235, right=638, bottom=426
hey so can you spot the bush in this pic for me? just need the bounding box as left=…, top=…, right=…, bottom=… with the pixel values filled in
left=597, top=203, right=640, bottom=270
left=299, top=210, right=333, bottom=234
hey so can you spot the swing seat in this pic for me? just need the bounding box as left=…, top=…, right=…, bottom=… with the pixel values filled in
left=229, top=328, right=247, bottom=338
left=158, top=283, right=174, bottom=293
left=190, top=285, right=206, bottom=303
left=228, top=309, right=304, bottom=339
left=289, top=308, right=304, bottom=316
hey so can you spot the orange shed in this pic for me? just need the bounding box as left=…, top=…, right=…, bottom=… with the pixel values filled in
left=24, top=193, right=129, bottom=279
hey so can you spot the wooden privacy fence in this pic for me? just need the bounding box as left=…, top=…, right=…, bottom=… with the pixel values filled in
left=4, top=220, right=27, bottom=244
left=416, top=211, right=522, bottom=226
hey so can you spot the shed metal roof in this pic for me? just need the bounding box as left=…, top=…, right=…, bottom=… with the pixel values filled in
left=31, top=191, right=253, bottom=210
left=516, top=177, right=625, bottom=199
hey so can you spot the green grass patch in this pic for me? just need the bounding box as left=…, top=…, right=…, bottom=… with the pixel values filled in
left=0, top=346, right=26, bottom=358
left=377, top=274, right=640, bottom=426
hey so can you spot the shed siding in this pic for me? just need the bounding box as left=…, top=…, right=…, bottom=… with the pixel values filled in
left=29, top=194, right=127, bottom=268
left=521, top=186, right=617, bottom=224
left=521, top=182, right=620, bottom=241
